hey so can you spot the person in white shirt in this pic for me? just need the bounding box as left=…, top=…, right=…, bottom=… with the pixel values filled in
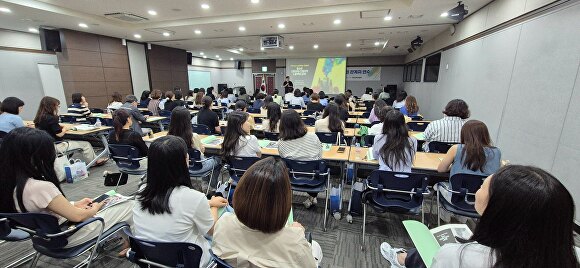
left=380, top=165, right=577, bottom=268
left=392, top=91, right=407, bottom=109
left=221, top=111, right=261, bottom=159
left=107, top=92, right=123, bottom=114
left=284, top=88, right=295, bottom=103
left=371, top=110, right=417, bottom=173
left=133, top=136, right=228, bottom=267
left=368, top=106, right=394, bottom=136
left=289, top=88, right=306, bottom=108
left=360, top=87, right=374, bottom=101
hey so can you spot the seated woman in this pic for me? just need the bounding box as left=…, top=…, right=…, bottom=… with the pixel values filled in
left=147, top=89, right=162, bottom=116
left=368, top=99, right=387, bottom=123
left=289, top=89, right=306, bottom=108
left=0, top=127, right=134, bottom=252
left=318, top=91, right=328, bottom=106
left=380, top=165, right=578, bottom=268
left=278, top=109, right=322, bottom=208
left=217, top=90, right=230, bottom=107
left=333, top=94, right=350, bottom=121
left=212, top=157, right=323, bottom=267
left=168, top=107, right=218, bottom=176
left=34, top=96, right=108, bottom=166
left=107, top=92, right=123, bottom=114
left=368, top=106, right=394, bottom=136
left=234, top=100, right=256, bottom=127
left=237, top=88, right=251, bottom=104
left=108, top=109, right=148, bottom=157
left=392, top=91, right=407, bottom=109
left=371, top=110, right=417, bottom=172
left=260, top=95, right=273, bottom=115
left=221, top=111, right=261, bottom=159
left=315, top=103, right=345, bottom=134
left=422, top=99, right=469, bottom=152
left=262, top=102, right=281, bottom=133
left=306, top=93, right=325, bottom=112
left=361, top=87, right=374, bottom=101
left=252, top=93, right=265, bottom=110
left=0, top=97, right=28, bottom=135
left=133, top=135, right=227, bottom=267
left=139, top=90, right=151, bottom=108
left=400, top=95, right=419, bottom=117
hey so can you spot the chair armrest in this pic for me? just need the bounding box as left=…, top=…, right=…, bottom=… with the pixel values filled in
left=45, top=217, right=104, bottom=238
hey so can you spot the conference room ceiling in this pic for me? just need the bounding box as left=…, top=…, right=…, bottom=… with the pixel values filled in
left=0, top=0, right=493, bottom=60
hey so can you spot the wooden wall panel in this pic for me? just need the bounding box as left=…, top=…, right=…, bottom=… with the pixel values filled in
left=148, top=44, right=189, bottom=91
left=57, top=29, right=131, bottom=108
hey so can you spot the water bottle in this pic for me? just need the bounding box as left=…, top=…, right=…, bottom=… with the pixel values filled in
left=95, top=118, right=102, bottom=127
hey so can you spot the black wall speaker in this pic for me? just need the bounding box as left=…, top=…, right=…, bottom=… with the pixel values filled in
left=236, top=61, right=243, bottom=69
left=39, top=29, right=62, bottom=52
left=186, top=52, right=192, bottom=65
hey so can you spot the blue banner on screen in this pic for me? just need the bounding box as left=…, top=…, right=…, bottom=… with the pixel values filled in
left=286, top=58, right=346, bottom=94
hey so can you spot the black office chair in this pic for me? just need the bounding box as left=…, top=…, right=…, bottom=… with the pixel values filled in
left=289, top=104, right=301, bottom=109
left=435, top=173, right=487, bottom=226
left=363, top=135, right=375, bottom=147
left=428, top=141, right=458, bottom=153
left=303, top=117, right=316, bottom=126
left=108, top=144, right=147, bottom=189
left=0, top=130, right=8, bottom=138
left=192, top=124, right=212, bottom=135
left=264, top=131, right=280, bottom=141
left=315, top=132, right=341, bottom=145
left=407, top=121, right=430, bottom=132
left=302, top=110, right=317, bottom=116
left=89, top=108, right=104, bottom=114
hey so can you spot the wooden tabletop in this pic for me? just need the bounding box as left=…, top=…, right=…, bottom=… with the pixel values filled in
left=348, top=147, right=443, bottom=171
left=347, top=118, right=371, bottom=125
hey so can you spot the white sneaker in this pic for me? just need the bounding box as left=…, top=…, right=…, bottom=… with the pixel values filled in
left=311, top=196, right=318, bottom=205
left=380, top=242, right=406, bottom=268
left=303, top=198, right=312, bottom=209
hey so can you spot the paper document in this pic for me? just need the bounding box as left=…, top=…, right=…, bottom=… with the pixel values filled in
left=201, top=135, right=223, bottom=145
left=413, top=132, right=426, bottom=141
left=258, top=140, right=278, bottom=148
left=403, top=220, right=473, bottom=268
left=94, top=190, right=131, bottom=212
left=321, top=143, right=332, bottom=151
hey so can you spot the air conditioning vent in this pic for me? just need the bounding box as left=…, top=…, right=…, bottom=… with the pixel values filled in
left=104, top=12, right=148, bottom=23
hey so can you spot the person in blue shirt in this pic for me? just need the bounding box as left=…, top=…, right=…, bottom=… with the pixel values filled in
left=400, top=95, right=419, bottom=117
left=318, top=91, right=329, bottom=106
left=0, top=97, right=27, bottom=136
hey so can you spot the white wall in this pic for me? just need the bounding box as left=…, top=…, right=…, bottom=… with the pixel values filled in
left=0, top=29, right=41, bottom=50
left=188, top=58, right=253, bottom=91
left=0, top=50, right=59, bottom=120
left=346, top=66, right=404, bottom=96
left=405, top=2, right=580, bottom=222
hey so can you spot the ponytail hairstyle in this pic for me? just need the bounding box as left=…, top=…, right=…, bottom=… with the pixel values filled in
left=112, top=109, right=131, bottom=141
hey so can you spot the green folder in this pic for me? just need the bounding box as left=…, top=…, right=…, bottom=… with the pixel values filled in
left=413, top=132, right=426, bottom=141
left=321, top=143, right=332, bottom=151
left=403, top=220, right=441, bottom=268
left=201, top=135, right=217, bottom=144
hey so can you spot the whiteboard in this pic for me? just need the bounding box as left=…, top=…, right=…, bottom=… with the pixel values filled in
left=37, top=63, right=68, bottom=115
left=188, top=70, right=211, bottom=89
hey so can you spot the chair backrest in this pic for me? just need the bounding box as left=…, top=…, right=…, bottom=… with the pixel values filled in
left=159, top=110, right=172, bottom=117
left=90, top=108, right=104, bottom=114
left=0, top=130, right=7, bottom=138
left=302, top=117, right=316, bottom=126
left=227, top=156, right=261, bottom=182
left=362, top=111, right=371, bottom=118
left=109, top=144, right=144, bottom=170
left=283, top=159, right=328, bottom=187
left=363, top=135, right=375, bottom=147
left=302, top=110, right=316, bottom=116
left=124, top=229, right=202, bottom=268
left=264, top=131, right=280, bottom=141
left=211, top=251, right=234, bottom=268
left=448, top=173, right=486, bottom=203
left=410, top=115, right=424, bottom=121
left=315, top=132, right=339, bottom=145
left=188, top=148, right=204, bottom=170
left=192, top=124, right=212, bottom=135
left=366, top=170, right=428, bottom=206
left=0, top=218, right=12, bottom=238
left=247, top=108, right=261, bottom=114
left=407, top=121, right=429, bottom=132
left=59, top=115, right=78, bottom=123
left=428, top=141, right=458, bottom=153
left=0, top=212, right=70, bottom=249
left=289, top=104, right=301, bottom=109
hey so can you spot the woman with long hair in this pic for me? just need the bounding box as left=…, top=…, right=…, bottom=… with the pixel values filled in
left=213, top=157, right=323, bottom=267
left=168, top=107, right=218, bottom=175
left=108, top=109, right=148, bottom=157
left=237, top=87, right=251, bottom=103
left=381, top=165, right=578, bottom=268
left=261, top=95, right=273, bottom=115
left=134, top=136, right=227, bottom=267
left=221, top=111, right=261, bottom=160
left=0, top=127, right=134, bottom=251
left=195, top=91, right=205, bottom=106
left=333, top=94, right=350, bottom=121
left=34, top=96, right=107, bottom=166
left=315, top=102, right=345, bottom=133
left=263, top=102, right=282, bottom=133
left=400, top=95, right=419, bottom=117
left=139, top=90, right=151, bottom=107
left=278, top=109, right=322, bottom=208
left=371, top=110, right=417, bottom=172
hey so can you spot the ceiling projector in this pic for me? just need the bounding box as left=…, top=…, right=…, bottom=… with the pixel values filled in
left=447, top=1, right=469, bottom=21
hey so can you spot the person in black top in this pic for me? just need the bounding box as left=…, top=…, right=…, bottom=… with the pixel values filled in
left=283, top=76, right=293, bottom=93
left=108, top=109, right=148, bottom=157
left=165, top=90, right=187, bottom=112
left=333, top=94, right=350, bottom=122
left=34, top=96, right=107, bottom=166
left=206, top=87, right=216, bottom=100
left=306, top=93, right=324, bottom=112
left=196, top=96, right=220, bottom=134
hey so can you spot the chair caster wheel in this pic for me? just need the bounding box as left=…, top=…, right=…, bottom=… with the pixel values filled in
left=346, top=214, right=353, bottom=223
left=333, top=212, right=341, bottom=220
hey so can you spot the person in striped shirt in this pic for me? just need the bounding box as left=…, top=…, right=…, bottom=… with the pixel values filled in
left=67, top=93, right=91, bottom=121
left=422, top=99, right=470, bottom=152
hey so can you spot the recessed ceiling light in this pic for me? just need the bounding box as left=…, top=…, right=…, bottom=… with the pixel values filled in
left=313, top=44, right=319, bottom=49
left=230, top=57, right=234, bottom=60
left=0, top=7, right=11, bottom=13
left=203, top=55, right=207, bottom=58
left=78, top=23, right=88, bottom=28
left=28, top=28, right=39, bottom=33
left=384, top=16, right=392, bottom=21
left=278, top=23, right=285, bottom=29
left=162, top=32, right=170, bottom=37
left=148, top=10, right=157, bottom=16
left=200, top=52, right=204, bottom=55
left=238, top=26, right=246, bottom=31
left=215, top=55, right=220, bottom=58
left=239, top=48, right=244, bottom=52
left=260, top=47, right=265, bottom=51
left=219, top=58, right=222, bottom=61
left=251, top=0, right=259, bottom=3
left=440, top=12, right=448, bottom=17
left=289, top=45, right=294, bottom=50
left=134, top=34, right=142, bottom=39
left=333, top=19, right=341, bottom=25
left=374, top=41, right=380, bottom=46
left=194, top=29, right=202, bottom=34
left=346, top=43, right=351, bottom=47
left=201, top=3, right=210, bottom=9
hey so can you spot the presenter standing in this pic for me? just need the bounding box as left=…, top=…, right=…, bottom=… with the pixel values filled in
left=283, top=76, right=293, bottom=92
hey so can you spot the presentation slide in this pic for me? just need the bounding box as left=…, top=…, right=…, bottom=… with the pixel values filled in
left=286, top=58, right=346, bottom=94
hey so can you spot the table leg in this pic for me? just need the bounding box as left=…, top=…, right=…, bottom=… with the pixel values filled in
left=87, top=132, right=109, bottom=168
